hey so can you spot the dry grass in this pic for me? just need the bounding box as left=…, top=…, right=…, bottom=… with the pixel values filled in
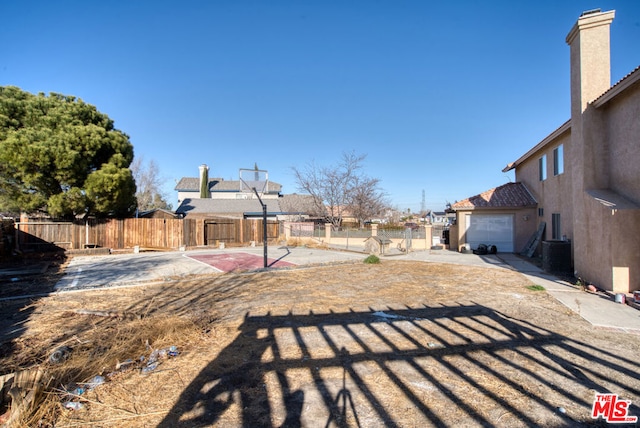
left=1, top=259, right=640, bottom=427
left=284, top=237, right=328, bottom=248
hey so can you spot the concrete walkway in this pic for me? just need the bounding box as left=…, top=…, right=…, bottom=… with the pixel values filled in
left=381, top=249, right=640, bottom=333
left=496, top=253, right=640, bottom=334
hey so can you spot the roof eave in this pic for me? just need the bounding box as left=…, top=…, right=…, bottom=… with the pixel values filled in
left=452, top=204, right=537, bottom=211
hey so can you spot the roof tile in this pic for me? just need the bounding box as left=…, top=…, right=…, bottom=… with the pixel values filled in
left=452, top=182, right=537, bottom=210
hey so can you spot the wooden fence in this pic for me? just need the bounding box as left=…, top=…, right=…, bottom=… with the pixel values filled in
left=13, top=217, right=279, bottom=252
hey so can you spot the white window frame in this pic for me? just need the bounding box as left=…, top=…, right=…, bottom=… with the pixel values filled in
left=553, top=145, right=564, bottom=176
left=539, top=155, right=547, bottom=181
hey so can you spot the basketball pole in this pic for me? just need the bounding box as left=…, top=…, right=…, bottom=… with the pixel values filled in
left=252, top=187, right=268, bottom=268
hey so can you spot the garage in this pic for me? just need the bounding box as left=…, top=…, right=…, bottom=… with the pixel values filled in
left=465, top=214, right=514, bottom=252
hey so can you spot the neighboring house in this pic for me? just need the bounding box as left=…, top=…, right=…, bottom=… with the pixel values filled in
left=418, top=210, right=432, bottom=224
left=445, top=213, right=456, bottom=225
left=176, top=198, right=283, bottom=220
left=430, top=211, right=449, bottom=224
left=277, top=193, right=324, bottom=222
left=175, top=165, right=319, bottom=220
left=454, top=9, right=640, bottom=293
left=175, top=164, right=282, bottom=203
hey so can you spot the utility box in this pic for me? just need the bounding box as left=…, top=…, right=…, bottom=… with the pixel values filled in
left=542, top=240, right=572, bottom=274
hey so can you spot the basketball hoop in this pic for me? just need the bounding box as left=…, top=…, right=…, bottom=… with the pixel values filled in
left=239, top=168, right=269, bottom=268
left=239, top=168, right=269, bottom=197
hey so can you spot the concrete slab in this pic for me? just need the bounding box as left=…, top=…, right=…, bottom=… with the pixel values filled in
left=493, top=253, right=545, bottom=274
left=403, top=250, right=640, bottom=333
left=498, top=256, right=640, bottom=333
left=54, top=252, right=217, bottom=290
left=549, top=288, right=640, bottom=332
left=399, top=249, right=511, bottom=269
left=54, top=247, right=365, bottom=291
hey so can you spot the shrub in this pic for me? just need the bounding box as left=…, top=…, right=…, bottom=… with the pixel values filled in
left=364, top=255, right=380, bottom=264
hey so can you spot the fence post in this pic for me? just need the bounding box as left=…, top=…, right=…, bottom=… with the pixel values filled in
left=371, top=223, right=378, bottom=237
left=325, top=223, right=332, bottom=242
left=284, top=222, right=291, bottom=240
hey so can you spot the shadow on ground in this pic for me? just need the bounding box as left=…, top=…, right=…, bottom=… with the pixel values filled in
left=0, top=253, right=65, bottom=363
left=158, top=304, right=640, bottom=427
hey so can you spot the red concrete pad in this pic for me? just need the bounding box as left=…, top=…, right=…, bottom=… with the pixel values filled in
left=188, top=252, right=295, bottom=272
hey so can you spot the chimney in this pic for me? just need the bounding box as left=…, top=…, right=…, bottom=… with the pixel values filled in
left=567, top=10, right=615, bottom=196
left=199, top=164, right=210, bottom=198
left=566, top=9, right=615, bottom=116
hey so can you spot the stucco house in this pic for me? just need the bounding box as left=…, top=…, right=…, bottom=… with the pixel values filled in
left=453, top=9, right=640, bottom=293
left=175, top=164, right=282, bottom=203
left=174, top=164, right=319, bottom=220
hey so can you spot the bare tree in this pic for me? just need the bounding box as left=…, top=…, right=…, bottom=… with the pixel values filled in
left=349, top=175, right=388, bottom=227
left=292, top=151, right=387, bottom=227
left=130, top=157, right=173, bottom=212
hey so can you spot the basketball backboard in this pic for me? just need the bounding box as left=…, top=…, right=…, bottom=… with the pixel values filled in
left=239, top=168, right=269, bottom=196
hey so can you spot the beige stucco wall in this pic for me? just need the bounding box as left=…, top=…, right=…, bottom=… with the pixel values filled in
left=449, top=224, right=459, bottom=251
left=570, top=83, right=640, bottom=292
left=514, top=129, right=574, bottom=245
left=313, top=227, right=433, bottom=252
left=603, top=86, right=640, bottom=203
left=573, top=192, right=640, bottom=292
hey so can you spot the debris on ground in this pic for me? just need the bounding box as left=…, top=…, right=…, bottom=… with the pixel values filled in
left=140, top=346, right=180, bottom=374
left=48, top=345, right=72, bottom=364
left=0, top=368, right=48, bottom=427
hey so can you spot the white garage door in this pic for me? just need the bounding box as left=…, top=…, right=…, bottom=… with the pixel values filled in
left=465, top=214, right=514, bottom=253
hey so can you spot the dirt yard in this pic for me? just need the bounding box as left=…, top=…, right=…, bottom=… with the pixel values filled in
left=2, top=257, right=640, bottom=427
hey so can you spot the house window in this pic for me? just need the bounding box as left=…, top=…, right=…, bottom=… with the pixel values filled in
left=539, top=155, right=547, bottom=181
left=538, top=207, right=544, bottom=217
left=552, top=213, right=561, bottom=239
left=553, top=145, right=564, bottom=175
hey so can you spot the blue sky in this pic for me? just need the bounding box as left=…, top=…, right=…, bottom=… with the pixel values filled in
left=2, top=1, right=639, bottom=212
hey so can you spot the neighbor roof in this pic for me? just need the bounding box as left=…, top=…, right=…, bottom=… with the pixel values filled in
left=175, top=198, right=283, bottom=217
left=452, top=182, right=537, bottom=210
left=174, top=177, right=282, bottom=194
left=278, top=194, right=322, bottom=214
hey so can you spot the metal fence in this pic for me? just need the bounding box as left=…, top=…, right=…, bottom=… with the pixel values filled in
left=329, top=227, right=371, bottom=238
left=308, top=224, right=429, bottom=240
left=289, top=222, right=316, bottom=238
left=378, top=227, right=426, bottom=240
